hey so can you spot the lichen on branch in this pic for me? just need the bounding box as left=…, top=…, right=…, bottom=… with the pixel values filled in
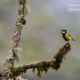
left=50, top=42, right=71, bottom=70
left=4, top=0, right=29, bottom=67
left=3, top=0, right=29, bottom=79
left=0, top=42, right=71, bottom=79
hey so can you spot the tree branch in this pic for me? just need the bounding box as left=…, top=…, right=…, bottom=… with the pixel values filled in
left=0, top=42, right=71, bottom=79
left=3, top=0, right=29, bottom=80
left=4, top=0, right=29, bottom=69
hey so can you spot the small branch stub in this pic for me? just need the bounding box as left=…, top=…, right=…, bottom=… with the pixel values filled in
left=51, top=42, right=71, bottom=70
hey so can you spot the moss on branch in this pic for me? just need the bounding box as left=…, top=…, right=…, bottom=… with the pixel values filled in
left=4, top=0, right=29, bottom=68
left=0, top=42, right=71, bottom=79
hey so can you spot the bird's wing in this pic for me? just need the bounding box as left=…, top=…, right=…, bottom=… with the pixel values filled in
left=68, top=33, right=71, bottom=37
left=68, top=33, right=75, bottom=41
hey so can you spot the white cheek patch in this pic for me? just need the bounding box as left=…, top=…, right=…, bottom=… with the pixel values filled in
left=62, top=31, right=65, bottom=33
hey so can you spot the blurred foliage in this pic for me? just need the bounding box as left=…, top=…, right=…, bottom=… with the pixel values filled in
left=0, top=0, right=80, bottom=80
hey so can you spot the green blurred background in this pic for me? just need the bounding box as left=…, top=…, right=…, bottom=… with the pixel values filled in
left=0, top=0, right=80, bottom=80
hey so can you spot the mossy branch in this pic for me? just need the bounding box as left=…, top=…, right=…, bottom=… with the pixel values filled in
left=0, top=42, right=71, bottom=79
left=3, top=0, right=29, bottom=79
left=4, top=0, right=29, bottom=68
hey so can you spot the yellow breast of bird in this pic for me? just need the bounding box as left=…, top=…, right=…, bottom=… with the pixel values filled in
left=65, top=33, right=71, bottom=40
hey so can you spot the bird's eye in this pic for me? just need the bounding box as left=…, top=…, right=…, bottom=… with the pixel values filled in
left=62, top=31, right=65, bottom=33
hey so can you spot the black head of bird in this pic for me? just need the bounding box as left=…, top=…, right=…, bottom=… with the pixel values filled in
left=61, top=29, right=67, bottom=34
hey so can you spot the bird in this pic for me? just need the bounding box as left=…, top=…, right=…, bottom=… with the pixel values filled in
left=61, top=29, right=75, bottom=41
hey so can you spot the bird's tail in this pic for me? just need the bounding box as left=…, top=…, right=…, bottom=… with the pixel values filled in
left=72, top=38, right=75, bottom=41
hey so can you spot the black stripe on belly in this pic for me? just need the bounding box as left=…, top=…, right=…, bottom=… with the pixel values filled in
left=62, top=34, right=69, bottom=41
